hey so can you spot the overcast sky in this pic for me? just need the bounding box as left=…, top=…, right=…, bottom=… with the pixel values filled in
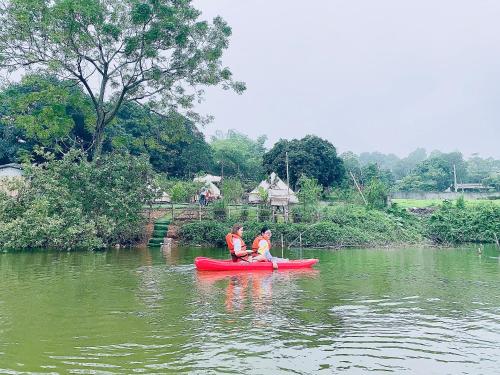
left=193, top=0, right=500, bottom=158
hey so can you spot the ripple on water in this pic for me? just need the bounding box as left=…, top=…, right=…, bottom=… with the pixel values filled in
left=2, top=247, right=500, bottom=374
left=324, top=294, right=500, bottom=373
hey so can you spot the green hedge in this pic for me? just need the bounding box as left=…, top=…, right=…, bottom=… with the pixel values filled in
left=178, top=205, right=425, bottom=248
left=0, top=151, right=156, bottom=250
left=426, top=201, right=500, bottom=244
left=179, top=203, right=500, bottom=248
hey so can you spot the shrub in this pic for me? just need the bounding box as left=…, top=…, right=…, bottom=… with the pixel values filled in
left=0, top=150, right=156, bottom=250
left=221, top=178, right=244, bottom=204
left=239, top=207, right=249, bottom=222
left=297, top=175, right=322, bottom=222
left=258, top=205, right=272, bottom=221
left=365, top=178, right=388, bottom=210
left=178, top=205, right=425, bottom=248
left=211, top=199, right=227, bottom=221
left=426, top=202, right=500, bottom=244
left=160, top=179, right=203, bottom=204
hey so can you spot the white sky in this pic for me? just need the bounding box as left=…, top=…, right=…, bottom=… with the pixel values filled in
left=194, top=0, right=500, bottom=158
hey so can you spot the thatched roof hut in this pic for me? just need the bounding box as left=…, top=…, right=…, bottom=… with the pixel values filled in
left=194, top=174, right=221, bottom=184
left=248, top=172, right=298, bottom=206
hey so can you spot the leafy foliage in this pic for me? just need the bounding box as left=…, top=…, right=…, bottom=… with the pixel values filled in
left=396, top=152, right=466, bottom=192
left=427, top=202, right=500, bottom=243
left=221, top=177, right=244, bottom=204
left=0, top=75, right=94, bottom=161
left=296, top=175, right=322, bottom=222
left=0, top=0, right=245, bottom=157
left=263, top=135, right=345, bottom=188
left=179, top=205, right=424, bottom=248
left=158, top=178, right=202, bottom=204
left=210, top=130, right=266, bottom=180
left=0, top=150, right=156, bottom=250
left=108, top=103, right=214, bottom=176
left=365, top=178, right=389, bottom=210
left=0, top=76, right=214, bottom=177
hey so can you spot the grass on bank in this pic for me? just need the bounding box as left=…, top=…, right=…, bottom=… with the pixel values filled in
left=392, top=198, right=500, bottom=208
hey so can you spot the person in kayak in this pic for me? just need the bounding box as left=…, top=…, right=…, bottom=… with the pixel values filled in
left=226, top=224, right=253, bottom=262
left=251, top=227, right=288, bottom=269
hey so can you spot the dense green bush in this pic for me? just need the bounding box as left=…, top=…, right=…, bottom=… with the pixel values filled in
left=427, top=201, right=500, bottom=244
left=297, top=175, right=322, bottom=222
left=239, top=207, right=249, bottom=222
left=365, top=178, right=389, bottom=210
left=179, top=205, right=425, bottom=248
left=156, top=178, right=202, bottom=203
left=0, top=150, right=156, bottom=250
left=221, top=178, right=244, bottom=204
left=257, top=205, right=272, bottom=221
left=211, top=200, right=227, bottom=221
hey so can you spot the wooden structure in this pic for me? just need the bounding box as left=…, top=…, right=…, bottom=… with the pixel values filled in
left=248, top=172, right=299, bottom=206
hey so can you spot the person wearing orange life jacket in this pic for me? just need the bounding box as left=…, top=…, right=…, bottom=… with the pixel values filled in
left=225, top=224, right=253, bottom=262
left=251, top=228, right=272, bottom=257
left=252, top=227, right=288, bottom=269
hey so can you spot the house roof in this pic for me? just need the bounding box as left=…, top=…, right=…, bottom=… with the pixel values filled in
left=249, top=172, right=298, bottom=205
left=194, top=174, right=222, bottom=184
left=203, top=181, right=221, bottom=197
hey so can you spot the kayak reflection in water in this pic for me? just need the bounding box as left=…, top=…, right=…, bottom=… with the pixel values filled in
left=195, top=269, right=319, bottom=313
left=225, top=273, right=273, bottom=313
left=251, top=226, right=288, bottom=269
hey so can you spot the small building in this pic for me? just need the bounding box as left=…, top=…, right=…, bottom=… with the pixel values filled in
left=248, top=172, right=298, bottom=206
left=456, top=183, right=491, bottom=192
left=0, top=163, right=24, bottom=197
left=446, top=183, right=493, bottom=192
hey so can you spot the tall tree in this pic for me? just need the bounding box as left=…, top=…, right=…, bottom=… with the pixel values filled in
left=108, top=103, right=214, bottom=177
left=0, top=0, right=245, bottom=158
left=210, top=130, right=266, bottom=180
left=0, top=74, right=94, bottom=161
left=0, top=74, right=213, bottom=175
left=466, top=154, right=500, bottom=188
left=396, top=152, right=465, bottom=191
left=391, top=148, right=427, bottom=179
left=263, top=135, right=345, bottom=188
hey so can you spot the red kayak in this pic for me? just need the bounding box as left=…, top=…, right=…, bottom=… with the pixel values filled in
left=194, top=257, right=319, bottom=271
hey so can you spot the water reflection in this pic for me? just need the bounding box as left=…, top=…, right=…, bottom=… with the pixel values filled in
left=196, top=269, right=319, bottom=313
left=1, top=246, right=500, bottom=374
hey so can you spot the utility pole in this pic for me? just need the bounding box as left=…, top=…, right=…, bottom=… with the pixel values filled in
left=286, top=151, right=290, bottom=222
left=453, top=164, right=457, bottom=192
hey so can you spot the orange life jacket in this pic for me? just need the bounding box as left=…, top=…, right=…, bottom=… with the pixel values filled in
left=225, top=233, right=248, bottom=261
left=251, top=235, right=271, bottom=253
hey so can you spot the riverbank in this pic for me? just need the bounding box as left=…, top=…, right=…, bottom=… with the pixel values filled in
left=178, top=202, right=500, bottom=249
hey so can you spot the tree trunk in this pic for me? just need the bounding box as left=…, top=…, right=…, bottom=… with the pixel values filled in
left=91, top=114, right=106, bottom=160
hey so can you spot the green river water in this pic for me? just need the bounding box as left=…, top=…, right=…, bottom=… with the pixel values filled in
left=0, top=245, right=499, bottom=374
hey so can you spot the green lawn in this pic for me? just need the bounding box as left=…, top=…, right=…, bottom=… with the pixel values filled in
left=392, top=198, right=500, bottom=208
